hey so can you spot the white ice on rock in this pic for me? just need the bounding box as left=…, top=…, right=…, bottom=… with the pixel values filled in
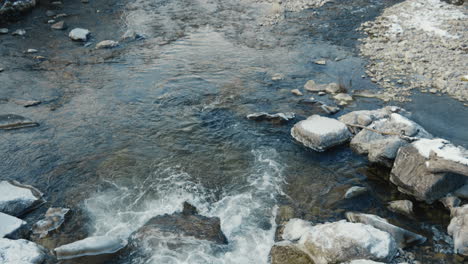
left=0, top=238, right=46, bottom=264
left=0, top=180, right=43, bottom=216
left=282, top=219, right=397, bottom=264
left=0, top=212, right=26, bottom=238
left=413, top=138, right=468, bottom=166
left=54, top=235, right=128, bottom=260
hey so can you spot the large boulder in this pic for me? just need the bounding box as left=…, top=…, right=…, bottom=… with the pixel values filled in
left=0, top=212, right=26, bottom=238
left=390, top=139, right=468, bottom=203
left=0, top=238, right=48, bottom=264
left=0, top=0, right=36, bottom=18
left=291, top=115, right=351, bottom=152
left=448, top=205, right=468, bottom=256
left=270, top=242, right=315, bottom=264
left=129, top=202, right=227, bottom=248
left=54, top=235, right=128, bottom=261
left=346, top=212, right=426, bottom=248
left=0, top=180, right=45, bottom=216
left=348, top=113, right=431, bottom=167
left=281, top=219, right=397, bottom=264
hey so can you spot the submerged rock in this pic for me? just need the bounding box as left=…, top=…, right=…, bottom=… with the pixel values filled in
left=0, top=114, right=39, bottom=130
left=387, top=200, right=414, bottom=217
left=247, top=112, right=295, bottom=123
left=32, top=207, right=70, bottom=238
left=96, top=40, right=119, bottom=49
left=270, top=242, right=314, bottom=264
left=345, top=260, right=385, bottom=264
left=346, top=212, right=426, bottom=248
left=69, top=28, right=90, bottom=41
left=390, top=139, right=468, bottom=203
left=0, top=212, right=26, bottom=238
left=282, top=218, right=397, bottom=263
left=448, top=205, right=468, bottom=256
left=0, top=180, right=44, bottom=216
left=130, top=202, right=227, bottom=246
left=54, top=236, right=128, bottom=260
left=0, top=238, right=47, bottom=264
left=12, top=29, right=26, bottom=36
left=291, top=115, right=351, bottom=152
left=344, top=186, right=368, bottom=199
left=349, top=113, right=431, bottom=167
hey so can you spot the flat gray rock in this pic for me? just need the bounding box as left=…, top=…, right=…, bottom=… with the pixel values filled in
left=0, top=114, right=39, bottom=130
left=0, top=180, right=44, bottom=216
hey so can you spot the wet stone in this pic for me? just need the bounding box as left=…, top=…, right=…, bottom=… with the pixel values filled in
left=291, top=89, right=303, bottom=96
left=344, top=186, right=367, bottom=199
left=387, top=200, right=414, bottom=217
left=46, top=10, right=56, bottom=17
left=247, top=112, right=295, bottom=123
left=11, top=99, right=41, bottom=107
left=270, top=242, right=314, bottom=264
left=96, top=40, right=119, bottom=49
left=32, top=207, right=70, bottom=238
left=51, top=21, right=67, bottom=30
left=0, top=28, right=8, bottom=34
left=0, top=180, right=44, bottom=216
left=0, top=114, right=39, bottom=130
left=12, top=29, right=26, bottom=36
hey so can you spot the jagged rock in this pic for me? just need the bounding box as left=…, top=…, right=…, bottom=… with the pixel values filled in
left=344, top=186, right=368, bottom=199
left=32, top=207, right=70, bottom=238
left=0, top=212, right=26, bottom=238
left=440, top=196, right=461, bottom=210
left=338, top=106, right=406, bottom=134
left=69, top=28, right=90, bottom=41
left=270, top=242, right=314, bottom=264
left=0, top=180, right=44, bottom=216
left=390, top=139, right=468, bottom=203
left=454, top=184, right=468, bottom=199
left=0, top=0, right=36, bottom=17
left=0, top=114, right=39, bottom=130
left=54, top=236, right=128, bottom=260
left=51, top=21, right=66, bottom=30
left=130, top=202, right=227, bottom=246
left=291, top=115, right=351, bottom=152
left=96, top=40, right=119, bottom=49
left=0, top=238, right=47, bottom=264
left=346, top=212, right=426, bottom=248
left=247, top=112, right=295, bottom=122
left=349, top=113, right=431, bottom=167
left=282, top=219, right=397, bottom=264
left=448, top=205, right=468, bottom=256
left=387, top=200, right=414, bottom=217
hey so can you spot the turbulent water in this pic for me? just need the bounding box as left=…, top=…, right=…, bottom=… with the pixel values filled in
left=1, top=0, right=467, bottom=263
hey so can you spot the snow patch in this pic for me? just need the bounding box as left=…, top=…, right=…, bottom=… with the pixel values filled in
left=300, top=115, right=348, bottom=135
left=413, top=138, right=468, bottom=165
left=0, top=238, right=46, bottom=264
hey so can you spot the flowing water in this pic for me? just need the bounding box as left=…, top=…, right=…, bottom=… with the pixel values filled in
left=0, top=0, right=467, bottom=263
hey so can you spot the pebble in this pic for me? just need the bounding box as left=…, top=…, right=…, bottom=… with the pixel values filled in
left=27, top=49, right=38, bottom=53
left=429, top=88, right=437, bottom=94
left=51, top=21, right=67, bottom=30
left=96, top=40, right=119, bottom=49
left=291, top=89, right=303, bottom=96
left=0, top=28, right=8, bottom=34
left=314, top=59, right=327, bottom=65
left=461, top=75, right=468, bottom=82
left=12, top=29, right=26, bottom=36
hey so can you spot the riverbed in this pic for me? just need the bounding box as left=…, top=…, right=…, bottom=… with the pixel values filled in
left=0, top=0, right=467, bottom=263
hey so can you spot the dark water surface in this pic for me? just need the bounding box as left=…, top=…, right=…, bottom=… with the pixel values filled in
left=0, top=0, right=467, bottom=263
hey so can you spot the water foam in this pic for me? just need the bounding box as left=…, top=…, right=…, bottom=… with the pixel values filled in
left=84, top=148, right=284, bottom=264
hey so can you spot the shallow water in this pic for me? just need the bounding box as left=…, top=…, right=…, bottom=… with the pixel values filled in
left=0, top=0, right=467, bottom=263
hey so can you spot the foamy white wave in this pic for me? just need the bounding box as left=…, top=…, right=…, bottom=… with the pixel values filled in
left=84, top=148, right=284, bottom=264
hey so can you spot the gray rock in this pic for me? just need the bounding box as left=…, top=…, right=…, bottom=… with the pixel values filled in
left=333, top=93, right=353, bottom=102
left=390, top=139, right=468, bottom=203
left=304, top=80, right=323, bottom=92
left=448, top=205, right=468, bottom=256
left=291, top=115, right=351, bottom=152
left=314, top=59, right=326, bottom=65
left=51, top=21, right=66, bottom=30
left=387, top=200, right=414, bottom=217
left=346, top=212, right=426, bottom=248
left=282, top=218, right=397, bottom=263
left=96, top=40, right=119, bottom=49
left=0, top=28, right=8, bottom=34
left=0, top=212, right=26, bottom=238
left=270, top=242, right=314, bottom=264
left=69, top=28, right=90, bottom=41
left=0, top=180, right=45, bottom=216
left=454, top=184, right=468, bottom=199
left=0, top=114, right=39, bottom=130
left=54, top=235, right=127, bottom=260
left=0, top=238, right=47, bottom=264
left=439, top=196, right=461, bottom=210
left=344, top=186, right=367, bottom=199
left=325, top=83, right=340, bottom=94
left=247, top=112, right=295, bottom=122
left=0, top=0, right=36, bottom=17
left=349, top=113, right=431, bottom=167
left=32, top=207, right=70, bottom=238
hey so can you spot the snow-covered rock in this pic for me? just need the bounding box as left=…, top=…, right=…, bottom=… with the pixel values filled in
left=54, top=235, right=128, bottom=260
left=390, top=139, right=467, bottom=203
left=338, top=106, right=407, bottom=134
left=282, top=219, right=397, bottom=264
left=291, top=115, right=351, bottom=152
left=344, top=186, right=368, bottom=199
left=0, top=212, right=26, bottom=238
left=32, top=207, right=70, bottom=238
left=349, top=113, right=431, bottom=167
left=0, top=180, right=44, bottom=216
left=69, top=28, right=90, bottom=41
left=448, top=205, right=468, bottom=256
left=0, top=238, right=47, bottom=264
left=346, top=212, right=426, bottom=248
